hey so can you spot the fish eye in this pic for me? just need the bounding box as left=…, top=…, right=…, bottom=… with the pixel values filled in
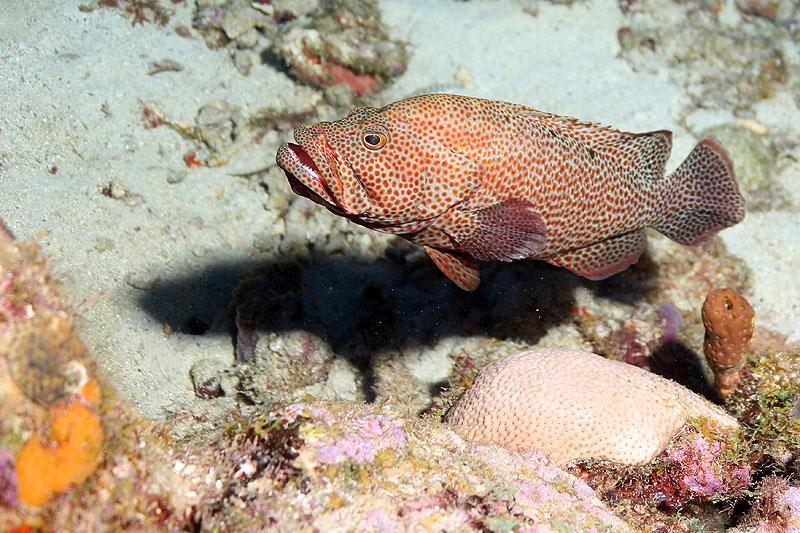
left=361, top=131, right=388, bottom=150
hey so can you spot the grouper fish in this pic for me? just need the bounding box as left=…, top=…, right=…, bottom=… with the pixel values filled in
left=276, top=94, right=745, bottom=290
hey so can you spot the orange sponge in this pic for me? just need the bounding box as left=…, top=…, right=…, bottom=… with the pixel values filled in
left=16, top=381, right=103, bottom=507
left=702, top=288, right=755, bottom=399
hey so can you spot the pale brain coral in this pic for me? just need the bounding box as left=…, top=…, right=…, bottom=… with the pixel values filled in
left=445, top=348, right=738, bottom=465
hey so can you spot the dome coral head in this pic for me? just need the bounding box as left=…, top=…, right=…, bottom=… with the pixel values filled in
left=702, top=288, right=755, bottom=399
left=444, top=348, right=738, bottom=465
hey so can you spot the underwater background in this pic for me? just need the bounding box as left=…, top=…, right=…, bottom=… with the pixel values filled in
left=1, top=0, right=799, bottom=530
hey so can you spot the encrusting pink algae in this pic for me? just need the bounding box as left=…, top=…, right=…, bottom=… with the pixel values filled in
left=314, top=413, right=407, bottom=464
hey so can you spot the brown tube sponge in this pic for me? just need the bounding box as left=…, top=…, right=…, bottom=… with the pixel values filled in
left=444, top=348, right=737, bottom=465
left=702, top=288, right=755, bottom=399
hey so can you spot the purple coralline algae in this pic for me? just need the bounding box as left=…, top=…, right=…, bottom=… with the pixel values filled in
left=647, top=422, right=750, bottom=509
left=665, top=426, right=749, bottom=498
left=309, top=410, right=407, bottom=464
left=775, top=487, right=800, bottom=530
left=191, top=401, right=630, bottom=531
left=494, top=449, right=607, bottom=514
left=741, top=475, right=800, bottom=531
left=465, top=445, right=631, bottom=531
left=0, top=447, right=18, bottom=508
left=361, top=507, right=400, bottom=532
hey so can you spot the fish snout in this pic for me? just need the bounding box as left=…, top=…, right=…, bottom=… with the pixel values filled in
left=294, top=124, right=325, bottom=144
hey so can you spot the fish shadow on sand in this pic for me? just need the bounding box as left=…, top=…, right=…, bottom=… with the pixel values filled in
left=137, top=244, right=666, bottom=402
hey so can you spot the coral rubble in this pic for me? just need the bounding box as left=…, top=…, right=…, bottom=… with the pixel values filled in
left=272, top=0, right=408, bottom=100
left=617, top=0, right=799, bottom=112
left=176, top=401, right=631, bottom=531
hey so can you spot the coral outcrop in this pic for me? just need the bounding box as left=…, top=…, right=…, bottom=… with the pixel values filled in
left=179, top=402, right=631, bottom=531
left=272, top=0, right=408, bottom=100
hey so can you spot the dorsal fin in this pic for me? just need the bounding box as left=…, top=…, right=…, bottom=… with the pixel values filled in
left=517, top=111, right=672, bottom=180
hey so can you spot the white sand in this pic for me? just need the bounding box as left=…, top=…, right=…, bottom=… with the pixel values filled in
left=1, top=0, right=798, bottom=418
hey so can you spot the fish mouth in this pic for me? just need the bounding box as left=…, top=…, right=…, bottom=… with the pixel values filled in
left=282, top=143, right=328, bottom=197
left=277, top=143, right=345, bottom=215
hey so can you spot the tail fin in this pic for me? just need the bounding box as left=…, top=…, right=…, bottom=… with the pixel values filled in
left=652, top=137, right=745, bottom=247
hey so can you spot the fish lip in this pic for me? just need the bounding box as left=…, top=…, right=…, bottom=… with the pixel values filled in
left=284, top=142, right=327, bottom=194
left=278, top=142, right=345, bottom=214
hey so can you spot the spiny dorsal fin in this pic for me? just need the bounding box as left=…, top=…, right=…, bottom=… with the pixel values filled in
left=518, top=111, right=672, bottom=180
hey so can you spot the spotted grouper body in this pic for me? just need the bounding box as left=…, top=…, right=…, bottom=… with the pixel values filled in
left=277, top=94, right=745, bottom=290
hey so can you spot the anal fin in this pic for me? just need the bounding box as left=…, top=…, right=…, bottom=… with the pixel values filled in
left=424, top=246, right=480, bottom=291
left=448, top=198, right=547, bottom=262
left=547, top=230, right=646, bottom=280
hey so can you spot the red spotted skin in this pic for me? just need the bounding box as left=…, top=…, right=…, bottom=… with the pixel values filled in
left=277, top=94, right=745, bottom=290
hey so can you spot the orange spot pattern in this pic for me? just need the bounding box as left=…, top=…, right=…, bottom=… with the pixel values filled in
left=277, top=94, right=745, bottom=290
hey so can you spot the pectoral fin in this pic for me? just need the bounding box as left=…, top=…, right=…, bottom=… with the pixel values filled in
left=546, top=230, right=646, bottom=280
left=448, top=199, right=547, bottom=262
left=424, top=246, right=480, bottom=291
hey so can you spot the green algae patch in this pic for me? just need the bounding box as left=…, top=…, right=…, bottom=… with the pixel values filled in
left=727, top=350, right=800, bottom=466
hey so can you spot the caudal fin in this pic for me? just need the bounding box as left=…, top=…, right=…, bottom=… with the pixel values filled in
left=652, top=137, right=745, bottom=247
